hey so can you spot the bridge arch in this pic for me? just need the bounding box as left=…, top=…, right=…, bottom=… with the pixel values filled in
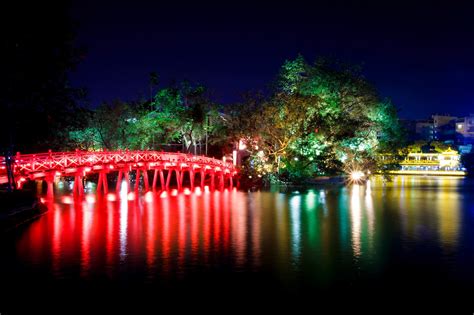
left=0, top=150, right=238, bottom=198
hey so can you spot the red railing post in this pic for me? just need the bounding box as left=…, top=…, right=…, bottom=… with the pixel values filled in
left=48, top=149, right=53, bottom=169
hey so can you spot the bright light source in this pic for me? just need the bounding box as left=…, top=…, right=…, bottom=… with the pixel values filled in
left=294, top=157, right=299, bottom=161
left=238, top=139, right=247, bottom=150
left=86, top=194, right=96, bottom=203
left=351, top=171, right=365, bottom=181
left=61, top=196, right=73, bottom=204
left=144, top=191, right=153, bottom=203
left=232, top=150, right=237, bottom=166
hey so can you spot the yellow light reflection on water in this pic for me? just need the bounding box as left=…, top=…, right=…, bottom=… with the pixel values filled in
left=350, top=184, right=362, bottom=259
left=289, top=194, right=302, bottom=265
left=436, top=178, right=460, bottom=251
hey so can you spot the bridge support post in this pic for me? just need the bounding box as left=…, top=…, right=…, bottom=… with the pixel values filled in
left=97, top=172, right=108, bottom=194
left=123, top=171, right=130, bottom=192
left=210, top=172, right=215, bottom=191
left=175, top=170, right=182, bottom=191
left=189, top=170, right=195, bottom=190
left=115, top=170, right=130, bottom=193
left=45, top=173, right=56, bottom=200
left=180, top=171, right=185, bottom=190
left=116, top=171, right=123, bottom=192
left=152, top=169, right=158, bottom=190
left=219, top=174, right=224, bottom=190
left=143, top=169, right=149, bottom=191
left=200, top=170, right=205, bottom=189
left=165, top=170, right=172, bottom=190
left=73, top=175, right=84, bottom=197
left=97, top=173, right=102, bottom=193
left=135, top=169, right=140, bottom=193
left=160, top=170, right=165, bottom=190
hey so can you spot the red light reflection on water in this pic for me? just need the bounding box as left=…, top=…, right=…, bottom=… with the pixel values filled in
left=15, top=188, right=259, bottom=279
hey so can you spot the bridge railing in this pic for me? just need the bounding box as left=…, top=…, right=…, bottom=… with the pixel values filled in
left=0, top=150, right=236, bottom=176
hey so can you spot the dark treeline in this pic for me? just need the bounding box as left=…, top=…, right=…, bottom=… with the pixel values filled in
left=1, top=2, right=87, bottom=153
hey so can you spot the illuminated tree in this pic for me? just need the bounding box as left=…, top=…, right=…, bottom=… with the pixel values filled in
left=149, top=83, right=223, bottom=154
left=68, top=82, right=226, bottom=154
left=234, top=55, right=405, bottom=181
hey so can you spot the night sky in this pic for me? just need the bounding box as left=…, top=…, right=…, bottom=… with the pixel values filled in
left=70, top=0, right=474, bottom=119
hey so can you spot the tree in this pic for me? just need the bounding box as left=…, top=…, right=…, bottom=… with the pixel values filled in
left=430, top=141, right=450, bottom=153
left=232, top=56, right=405, bottom=181
left=150, top=83, right=223, bottom=154
left=67, top=82, right=228, bottom=154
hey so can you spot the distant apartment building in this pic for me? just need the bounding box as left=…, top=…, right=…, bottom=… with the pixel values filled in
left=409, top=114, right=456, bottom=142
left=401, top=114, right=474, bottom=154
left=414, top=119, right=435, bottom=141
left=455, top=114, right=474, bottom=139
left=407, top=114, right=474, bottom=145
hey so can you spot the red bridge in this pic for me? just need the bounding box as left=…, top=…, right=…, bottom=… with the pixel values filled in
left=0, top=150, right=238, bottom=197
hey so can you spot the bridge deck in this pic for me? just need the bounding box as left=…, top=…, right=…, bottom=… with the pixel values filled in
left=0, top=150, right=237, bottom=192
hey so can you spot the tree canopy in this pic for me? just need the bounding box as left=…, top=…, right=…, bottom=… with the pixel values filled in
left=68, top=83, right=227, bottom=155
left=229, top=55, right=405, bottom=182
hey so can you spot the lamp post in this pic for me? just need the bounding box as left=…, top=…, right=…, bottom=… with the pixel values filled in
left=205, top=114, right=209, bottom=156
left=5, top=150, right=16, bottom=192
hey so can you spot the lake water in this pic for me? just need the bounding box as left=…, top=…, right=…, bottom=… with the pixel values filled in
left=1, top=176, right=473, bottom=312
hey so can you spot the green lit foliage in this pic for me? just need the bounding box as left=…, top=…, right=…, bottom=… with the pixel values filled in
left=68, top=100, right=134, bottom=150
left=68, top=82, right=226, bottom=153
left=406, top=140, right=428, bottom=153
left=150, top=83, right=224, bottom=154
left=406, top=140, right=449, bottom=154
left=68, top=128, right=102, bottom=150
left=430, top=141, right=451, bottom=153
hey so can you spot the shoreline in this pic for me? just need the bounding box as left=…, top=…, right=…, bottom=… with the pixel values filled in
left=0, top=190, right=48, bottom=233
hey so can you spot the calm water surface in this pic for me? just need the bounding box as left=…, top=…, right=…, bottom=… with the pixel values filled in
left=1, top=176, right=474, bottom=311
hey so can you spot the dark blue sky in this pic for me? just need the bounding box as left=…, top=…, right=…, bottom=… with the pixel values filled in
left=70, top=0, right=474, bottom=119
